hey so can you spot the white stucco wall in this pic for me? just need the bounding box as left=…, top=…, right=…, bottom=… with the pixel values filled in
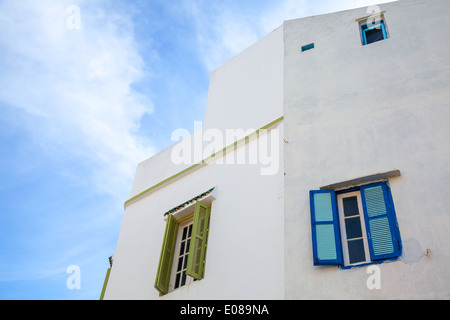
left=105, top=24, right=286, bottom=299
left=104, top=126, right=285, bottom=300
left=284, top=0, right=450, bottom=299
left=203, top=26, right=284, bottom=134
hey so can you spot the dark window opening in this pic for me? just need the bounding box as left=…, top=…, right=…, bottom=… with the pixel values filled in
left=361, top=19, right=388, bottom=45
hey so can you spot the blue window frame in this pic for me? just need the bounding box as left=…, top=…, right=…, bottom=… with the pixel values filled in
left=360, top=20, right=388, bottom=45
left=309, top=181, right=402, bottom=268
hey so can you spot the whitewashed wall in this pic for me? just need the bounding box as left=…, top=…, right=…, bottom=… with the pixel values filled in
left=204, top=26, right=284, bottom=134
left=284, top=0, right=450, bottom=299
left=105, top=126, right=285, bottom=300
left=104, top=26, right=285, bottom=300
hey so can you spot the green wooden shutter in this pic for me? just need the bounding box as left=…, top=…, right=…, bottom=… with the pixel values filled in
left=154, top=214, right=179, bottom=295
left=186, top=201, right=211, bottom=280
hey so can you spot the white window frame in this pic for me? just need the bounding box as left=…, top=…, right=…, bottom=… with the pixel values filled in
left=337, top=191, right=371, bottom=267
left=168, top=217, right=195, bottom=292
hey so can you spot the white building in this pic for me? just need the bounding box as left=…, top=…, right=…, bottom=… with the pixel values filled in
left=101, top=0, right=450, bottom=300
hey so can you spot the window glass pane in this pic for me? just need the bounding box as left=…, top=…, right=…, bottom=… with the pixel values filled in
left=183, top=255, right=188, bottom=269
left=175, top=273, right=181, bottom=289
left=188, top=224, right=193, bottom=238
left=348, top=239, right=366, bottom=264
left=182, top=226, right=188, bottom=240
left=186, top=239, right=190, bottom=253
left=345, top=217, right=363, bottom=239
left=343, top=196, right=359, bottom=217
left=365, top=28, right=384, bottom=44
left=177, top=257, right=183, bottom=272
left=179, top=241, right=185, bottom=256
left=181, top=271, right=187, bottom=286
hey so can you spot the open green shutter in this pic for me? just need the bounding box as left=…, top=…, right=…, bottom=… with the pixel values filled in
left=309, top=190, right=343, bottom=266
left=360, top=182, right=402, bottom=261
left=186, top=201, right=211, bottom=280
left=154, top=214, right=179, bottom=295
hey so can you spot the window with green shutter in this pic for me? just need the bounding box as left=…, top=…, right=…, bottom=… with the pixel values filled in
left=154, top=201, right=212, bottom=295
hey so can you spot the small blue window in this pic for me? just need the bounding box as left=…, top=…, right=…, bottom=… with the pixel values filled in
left=301, top=43, right=315, bottom=52
left=360, top=20, right=388, bottom=45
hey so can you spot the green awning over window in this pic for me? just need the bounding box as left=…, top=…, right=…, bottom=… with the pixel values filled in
left=164, top=187, right=215, bottom=217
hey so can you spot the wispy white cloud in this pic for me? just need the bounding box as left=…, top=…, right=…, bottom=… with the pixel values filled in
left=0, top=0, right=155, bottom=197
left=178, top=1, right=261, bottom=71
left=178, top=0, right=397, bottom=72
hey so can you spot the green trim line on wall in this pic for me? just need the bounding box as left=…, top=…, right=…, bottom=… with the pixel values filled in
left=124, top=116, right=284, bottom=207
left=99, top=268, right=111, bottom=300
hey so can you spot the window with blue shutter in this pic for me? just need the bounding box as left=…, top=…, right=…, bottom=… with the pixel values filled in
left=310, top=181, right=401, bottom=268
left=309, top=190, right=343, bottom=266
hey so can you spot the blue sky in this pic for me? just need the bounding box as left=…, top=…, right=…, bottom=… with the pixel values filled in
left=0, top=0, right=394, bottom=300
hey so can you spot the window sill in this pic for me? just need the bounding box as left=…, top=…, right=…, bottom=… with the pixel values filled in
left=339, top=256, right=401, bottom=270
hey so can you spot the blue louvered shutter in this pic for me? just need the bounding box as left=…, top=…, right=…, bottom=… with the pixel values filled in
left=309, top=190, right=343, bottom=266
left=360, top=182, right=402, bottom=261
